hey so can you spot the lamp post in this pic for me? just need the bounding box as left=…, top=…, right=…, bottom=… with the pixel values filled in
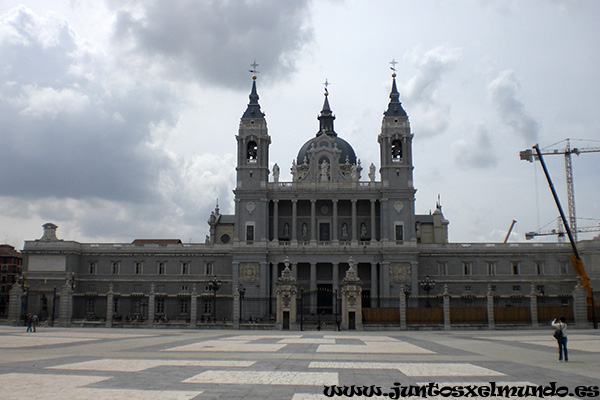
left=208, top=275, right=221, bottom=321
left=403, top=283, right=412, bottom=298
left=419, top=275, right=436, bottom=307
left=237, top=283, right=246, bottom=323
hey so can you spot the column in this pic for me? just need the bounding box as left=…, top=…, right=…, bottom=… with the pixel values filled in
left=190, top=284, right=197, bottom=327
left=529, top=283, right=539, bottom=328
left=8, top=283, right=23, bottom=326
left=310, top=199, right=317, bottom=243
left=260, top=262, right=269, bottom=299
left=380, top=262, right=391, bottom=297
left=291, top=199, right=298, bottom=243
left=380, top=198, right=389, bottom=242
left=487, top=284, right=495, bottom=330
left=233, top=288, right=240, bottom=330
left=272, top=200, right=279, bottom=241
left=370, top=263, right=378, bottom=306
left=370, top=199, right=377, bottom=242
left=147, top=283, right=155, bottom=327
left=400, top=293, right=407, bottom=330
left=291, top=262, right=298, bottom=280
left=332, top=199, right=339, bottom=243
left=332, top=262, right=339, bottom=315
left=442, top=284, right=451, bottom=330
left=351, top=199, right=358, bottom=243
left=58, top=280, right=73, bottom=327
left=572, top=282, right=588, bottom=328
left=272, top=262, right=279, bottom=302
left=310, top=262, right=317, bottom=313
left=106, top=283, right=114, bottom=328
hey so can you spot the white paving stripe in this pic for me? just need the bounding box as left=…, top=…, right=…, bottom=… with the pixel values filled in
left=164, top=340, right=286, bottom=352
left=310, top=361, right=505, bottom=376
left=183, top=370, right=339, bottom=386
left=221, top=334, right=303, bottom=341
left=323, top=335, right=401, bottom=341
left=0, top=373, right=201, bottom=400
left=317, top=341, right=434, bottom=354
left=0, top=335, right=97, bottom=348
left=47, top=359, right=256, bottom=372
left=278, top=338, right=336, bottom=344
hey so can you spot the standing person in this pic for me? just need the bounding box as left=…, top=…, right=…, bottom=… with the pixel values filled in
left=551, top=317, right=568, bottom=362
left=26, top=313, right=32, bottom=332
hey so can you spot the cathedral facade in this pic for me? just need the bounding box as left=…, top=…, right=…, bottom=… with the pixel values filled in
left=17, top=72, right=599, bottom=329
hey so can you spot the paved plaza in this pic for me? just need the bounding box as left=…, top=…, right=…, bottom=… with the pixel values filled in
left=0, top=325, right=598, bottom=399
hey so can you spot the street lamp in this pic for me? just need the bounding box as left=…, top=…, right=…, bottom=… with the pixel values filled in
left=237, top=283, right=246, bottom=322
left=208, top=275, right=222, bottom=321
left=403, top=283, right=412, bottom=298
left=419, top=275, right=436, bottom=307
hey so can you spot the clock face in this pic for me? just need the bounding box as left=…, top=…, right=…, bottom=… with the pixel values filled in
left=394, top=201, right=404, bottom=213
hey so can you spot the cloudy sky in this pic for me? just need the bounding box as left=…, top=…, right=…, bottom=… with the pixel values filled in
left=1, top=0, right=599, bottom=248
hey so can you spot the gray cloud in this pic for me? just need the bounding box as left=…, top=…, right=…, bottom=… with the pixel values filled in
left=489, top=70, right=539, bottom=144
left=111, top=0, right=314, bottom=89
left=0, top=5, right=175, bottom=202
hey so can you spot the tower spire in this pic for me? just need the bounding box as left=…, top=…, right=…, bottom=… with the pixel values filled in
left=242, top=60, right=264, bottom=119
left=317, top=78, right=336, bottom=136
left=384, top=58, right=407, bottom=117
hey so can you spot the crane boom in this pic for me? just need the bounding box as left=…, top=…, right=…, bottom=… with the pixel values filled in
left=533, top=144, right=597, bottom=327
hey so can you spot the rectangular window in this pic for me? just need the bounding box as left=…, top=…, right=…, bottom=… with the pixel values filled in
left=89, top=262, right=97, bottom=275
left=156, top=298, right=165, bottom=314
left=246, top=225, right=255, bottom=242
left=111, top=261, right=120, bottom=275
left=487, top=262, right=496, bottom=276
left=536, top=262, right=544, bottom=275
left=511, top=262, right=520, bottom=275
left=464, top=286, right=472, bottom=292
left=86, top=298, right=95, bottom=313
left=158, top=262, right=166, bottom=275
left=394, top=224, right=404, bottom=242
left=180, top=299, right=189, bottom=314
left=181, top=261, right=190, bottom=275
left=438, top=262, right=448, bottom=276
left=463, top=262, right=472, bottom=276
left=205, top=262, right=214, bottom=276
left=203, top=301, right=212, bottom=314
left=134, top=262, right=143, bottom=275
left=559, top=262, right=568, bottom=275
left=113, top=298, right=119, bottom=314
left=512, top=285, right=521, bottom=292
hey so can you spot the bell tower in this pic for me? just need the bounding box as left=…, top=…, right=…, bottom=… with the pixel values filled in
left=236, top=67, right=271, bottom=190
left=234, top=65, right=271, bottom=244
left=378, top=61, right=416, bottom=243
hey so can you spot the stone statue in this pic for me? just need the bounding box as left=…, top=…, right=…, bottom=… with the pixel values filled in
left=320, top=160, right=329, bottom=182
left=273, top=163, right=280, bottom=183
left=368, top=163, right=375, bottom=182
left=351, top=164, right=358, bottom=181
left=341, top=223, right=348, bottom=238
left=302, top=223, right=308, bottom=237
left=291, top=160, right=297, bottom=181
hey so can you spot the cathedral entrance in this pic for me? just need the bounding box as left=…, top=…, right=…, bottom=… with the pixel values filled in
left=298, top=284, right=340, bottom=330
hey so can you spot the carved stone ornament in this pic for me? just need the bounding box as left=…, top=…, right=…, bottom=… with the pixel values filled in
left=277, top=266, right=296, bottom=284
left=393, top=201, right=404, bottom=214
left=390, top=262, right=411, bottom=283
left=239, top=262, right=260, bottom=283
left=246, top=202, right=256, bottom=214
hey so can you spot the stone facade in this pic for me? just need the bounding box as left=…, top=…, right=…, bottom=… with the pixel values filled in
left=19, top=72, right=600, bottom=329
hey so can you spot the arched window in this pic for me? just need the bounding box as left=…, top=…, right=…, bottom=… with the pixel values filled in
left=247, top=141, right=258, bottom=162
left=391, top=139, right=402, bottom=161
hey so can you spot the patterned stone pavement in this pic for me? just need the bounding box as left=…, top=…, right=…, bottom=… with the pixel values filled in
left=0, top=325, right=598, bottom=399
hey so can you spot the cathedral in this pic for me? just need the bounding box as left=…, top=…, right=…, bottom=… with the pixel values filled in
left=15, top=69, right=599, bottom=329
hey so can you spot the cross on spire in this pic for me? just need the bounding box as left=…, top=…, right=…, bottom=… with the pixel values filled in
left=323, top=78, right=330, bottom=96
left=249, top=60, right=260, bottom=80
left=389, top=58, right=398, bottom=78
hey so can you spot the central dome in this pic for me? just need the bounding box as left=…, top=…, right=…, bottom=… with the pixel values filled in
left=296, top=135, right=357, bottom=165
left=296, top=91, right=357, bottom=166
